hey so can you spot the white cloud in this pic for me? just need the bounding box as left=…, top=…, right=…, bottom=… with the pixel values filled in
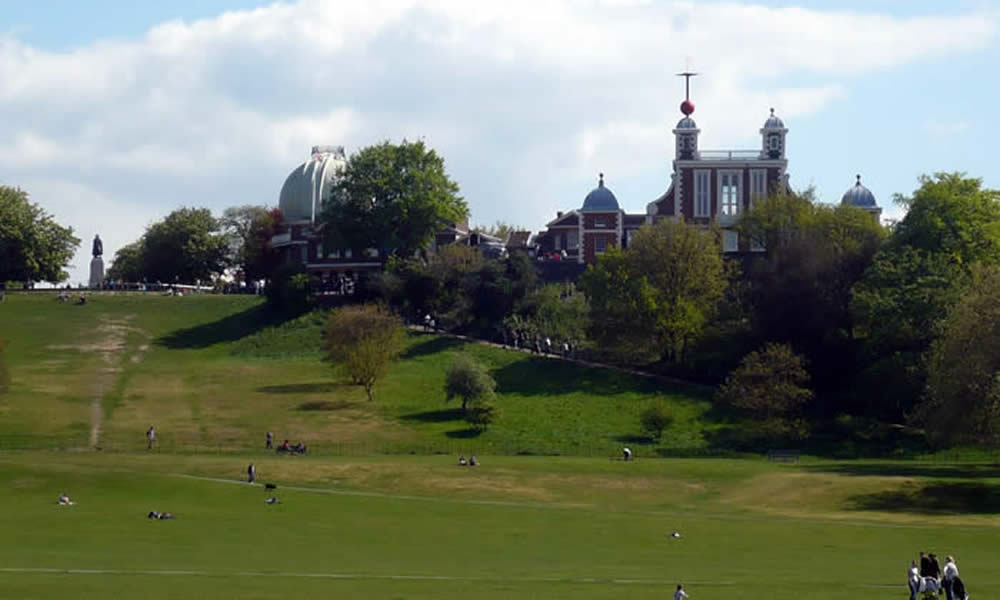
left=0, top=1, right=995, bottom=282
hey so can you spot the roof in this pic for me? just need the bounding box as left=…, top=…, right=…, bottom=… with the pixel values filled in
left=841, top=175, right=878, bottom=208
left=675, top=116, right=698, bottom=130
left=506, top=230, right=532, bottom=248
left=278, top=147, right=346, bottom=222
left=762, top=108, right=785, bottom=129
left=581, top=174, right=620, bottom=212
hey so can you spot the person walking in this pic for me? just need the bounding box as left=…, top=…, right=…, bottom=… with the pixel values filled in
left=265, top=431, right=274, bottom=449
left=919, top=552, right=931, bottom=577
left=146, top=426, right=156, bottom=450
left=928, top=553, right=942, bottom=582
left=909, top=560, right=920, bottom=600
left=674, top=584, right=688, bottom=600
left=247, top=463, right=256, bottom=484
left=942, top=556, right=959, bottom=600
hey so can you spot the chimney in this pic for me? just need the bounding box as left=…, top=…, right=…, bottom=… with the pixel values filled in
left=556, top=211, right=563, bottom=218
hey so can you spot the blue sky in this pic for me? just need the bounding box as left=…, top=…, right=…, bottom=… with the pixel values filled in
left=2, top=1, right=998, bottom=283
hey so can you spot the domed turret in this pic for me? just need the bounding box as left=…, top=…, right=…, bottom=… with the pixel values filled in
left=676, top=116, right=698, bottom=130
left=842, top=174, right=878, bottom=208
left=581, top=173, right=620, bottom=212
left=760, top=108, right=787, bottom=159
left=278, top=146, right=346, bottom=223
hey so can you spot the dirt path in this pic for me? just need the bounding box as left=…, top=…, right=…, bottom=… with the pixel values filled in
left=49, top=314, right=146, bottom=448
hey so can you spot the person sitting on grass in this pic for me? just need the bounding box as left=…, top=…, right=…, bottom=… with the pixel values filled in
left=57, top=493, right=74, bottom=505
left=279, top=439, right=290, bottom=452
left=458, top=455, right=467, bottom=466
left=469, top=455, right=477, bottom=466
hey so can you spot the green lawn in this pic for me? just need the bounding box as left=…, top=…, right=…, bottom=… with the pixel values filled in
left=2, top=293, right=1000, bottom=598
left=0, top=292, right=712, bottom=456
left=1, top=452, right=998, bottom=599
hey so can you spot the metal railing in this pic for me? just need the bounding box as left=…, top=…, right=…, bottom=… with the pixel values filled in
left=698, top=149, right=762, bottom=160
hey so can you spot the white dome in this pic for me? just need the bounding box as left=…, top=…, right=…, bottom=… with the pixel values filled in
left=278, top=146, right=346, bottom=223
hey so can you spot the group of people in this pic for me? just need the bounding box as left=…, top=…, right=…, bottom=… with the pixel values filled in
left=266, top=431, right=307, bottom=454
left=908, top=551, right=968, bottom=600
left=502, top=329, right=576, bottom=359
left=458, top=455, right=478, bottom=466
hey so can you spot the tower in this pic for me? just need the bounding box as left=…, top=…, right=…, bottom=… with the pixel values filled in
left=673, top=71, right=700, bottom=160
left=760, top=108, right=787, bottom=160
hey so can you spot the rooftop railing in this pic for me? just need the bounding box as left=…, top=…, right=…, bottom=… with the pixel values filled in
left=697, top=149, right=762, bottom=160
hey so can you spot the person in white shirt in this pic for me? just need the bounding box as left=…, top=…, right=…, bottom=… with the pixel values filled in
left=942, top=556, right=959, bottom=600
left=146, top=425, right=156, bottom=450
left=908, top=560, right=920, bottom=600
left=674, top=584, right=688, bottom=600
left=622, top=447, right=632, bottom=461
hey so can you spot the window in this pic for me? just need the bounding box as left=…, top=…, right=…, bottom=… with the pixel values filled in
left=328, top=249, right=340, bottom=258
left=554, top=235, right=561, bottom=251
left=723, top=230, right=739, bottom=253
left=595, top=236, right=607, bottom=254
left=694, top=170, right=710, bottom=217
left=300, top=246, right=308, bottom=263
left=719, top=171, right=741, bottom=217
left=567, top=230, right=579, bottom=249
left=344, top=248, right=352, bottom=258
left=768, top=135, right=781, bottom=152
left=750, top=169, right=767, bottom=205
left=750, top=236, right=765, bottom=252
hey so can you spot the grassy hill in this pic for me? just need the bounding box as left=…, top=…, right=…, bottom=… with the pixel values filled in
left=3, top=292, right=1000, bottom=600
left=0, top=292, right=713, bottom=456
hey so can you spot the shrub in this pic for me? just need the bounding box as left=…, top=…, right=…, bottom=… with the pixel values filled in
left=465, top=401, right=497, bottom=431
left=639, top=404, right=674, bottom=440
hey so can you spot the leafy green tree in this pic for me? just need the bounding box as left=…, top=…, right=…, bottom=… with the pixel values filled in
left=520, top=284, right=588, bottom=343
left=640, top=404, right=674, bottom=441
left=325, top=305, right=406, bottom=402
left=581, top=219, right=727, bottom=363
left=918, top=265, right=1000, bottom=448
left=220, top=205, right=282, bottom=281
left=106, top=241, right=144, bottom=281
left=141, top=207, right=229, bottom=283
left=0, top=186, right=80, bottom=283
left=716, top=343, right=812, bottom=438
left=0, top=340, right=10, bottom=394
left=321, top=140, right=468, bottom=258
left=445, top=354, right=496, bottom=412
left=852, top=173, right=1000, bottom=420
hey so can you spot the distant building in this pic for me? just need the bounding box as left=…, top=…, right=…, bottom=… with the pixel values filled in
left=841, top=174, right=882, bottom=222
left=269, top=146, right=382, bottom=284
left=536, top=74, right=790, bottom=262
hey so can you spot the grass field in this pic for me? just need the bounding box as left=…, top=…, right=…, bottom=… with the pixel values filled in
left=0, top=292, right=712, bottom=456
left=2, top=452, right=999, bottom=599
left=2, top=292, right=999, bottom=599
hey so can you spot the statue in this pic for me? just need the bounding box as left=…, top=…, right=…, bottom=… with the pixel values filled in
left=92, top=235, right=103, bottom=258
left=89, top=234, right=105, bottom=288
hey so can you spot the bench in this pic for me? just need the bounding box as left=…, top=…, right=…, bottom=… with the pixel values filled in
left=766, top=449, right=801, bottom=463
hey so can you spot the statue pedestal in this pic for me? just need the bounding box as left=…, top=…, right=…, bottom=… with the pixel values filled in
left=89, top=256, right=105, bottom=288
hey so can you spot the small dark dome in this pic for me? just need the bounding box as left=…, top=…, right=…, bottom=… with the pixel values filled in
left=763, top=107, right=784, bottom=129
left=675, top=116, right=698, bottom=130
left=582, top=173, right=620, bottom=212
left=842, top=175, right=878, bottom=208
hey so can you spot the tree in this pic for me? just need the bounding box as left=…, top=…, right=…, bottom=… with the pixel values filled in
left=106, top=241, right=144, bottom=282
left=321, top=140, right=468, bottom=258
left=465, top=401, right=497, bottom=431
left=220, top=205, right=282, bottom=282
left=852, top=173, right=1000, bottom=420
left=519, top=283, right=588, bottom=343
left=640, top=404, right=674, bottom=441
left=918, top=265, right=1000, bottom=448
left=580, top=219, right=727, bottom=363
left=325, top=305, right=406, bottom=402
left=716, top=343, right=812, bottom=438
left=141, top=207, right=229, bottom=283
left=735, top=191, right=885, bottom=409
left=444, top=354, right=496, bottom=412
left=0, top=186, right=80, bottom=283
left=0, top=340, right=10, bottom=394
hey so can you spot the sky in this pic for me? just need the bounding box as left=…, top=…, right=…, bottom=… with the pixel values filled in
left=2, top=0, right=998, bottom=284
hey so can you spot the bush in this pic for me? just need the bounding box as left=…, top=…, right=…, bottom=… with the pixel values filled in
left=265, top=265, right=311, bottom=314
left=639, top=404, right=674, bottom=440
left=465, top=401, right=497, bottom=431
